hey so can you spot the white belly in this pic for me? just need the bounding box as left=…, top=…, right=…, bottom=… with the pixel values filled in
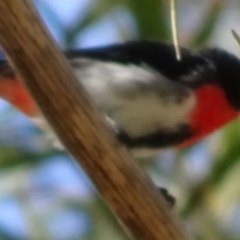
left=32, top=59, right=196, bottom=156
left=74, top=59, right=196, bottom=137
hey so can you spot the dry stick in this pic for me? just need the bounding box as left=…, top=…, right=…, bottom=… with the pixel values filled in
left=0, top=1, right=189, bottom=239
left=170, top=0, right=181, bottom=61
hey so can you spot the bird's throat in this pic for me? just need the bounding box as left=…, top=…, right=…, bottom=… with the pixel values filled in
left=179, top=84, right=239, bottom=148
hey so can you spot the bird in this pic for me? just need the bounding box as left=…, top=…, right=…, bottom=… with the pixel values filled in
left=0, top=41, right=239, bottom=157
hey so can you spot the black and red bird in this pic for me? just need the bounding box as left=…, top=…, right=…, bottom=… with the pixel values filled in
left=0, top=41, right=239, bottom=157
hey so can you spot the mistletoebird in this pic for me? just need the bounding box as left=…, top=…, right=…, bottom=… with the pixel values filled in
left=0, top=41, right=239, bottom=157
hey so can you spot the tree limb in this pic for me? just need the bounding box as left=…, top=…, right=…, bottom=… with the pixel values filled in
left=0, top=1, right=189, bottom=239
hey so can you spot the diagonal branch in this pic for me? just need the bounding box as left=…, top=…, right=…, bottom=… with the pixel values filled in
left=0, top=1, right=189, bottom=239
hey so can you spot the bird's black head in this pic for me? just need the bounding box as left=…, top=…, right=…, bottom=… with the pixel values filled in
left=200, top=48, right=240, bottom=109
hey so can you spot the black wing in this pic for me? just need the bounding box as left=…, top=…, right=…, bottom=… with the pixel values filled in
left=0, top=41, right=215, bottom=87
left=65, top=41, right=215, bottom=86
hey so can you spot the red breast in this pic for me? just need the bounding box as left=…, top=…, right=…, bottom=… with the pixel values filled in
left=179, top=84, right=239, bottom=148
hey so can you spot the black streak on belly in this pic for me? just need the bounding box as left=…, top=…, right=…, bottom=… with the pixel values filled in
left=117, top=124, right=192, bottom=149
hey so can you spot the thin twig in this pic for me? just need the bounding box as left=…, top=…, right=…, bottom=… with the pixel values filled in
left=170, top=0, right=181, bottom=61
left=232, top=29, right=240, bottom=47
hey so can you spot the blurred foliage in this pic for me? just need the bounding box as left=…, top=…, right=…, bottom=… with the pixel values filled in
left=190, top=0, right=224, bottom=48
left=0, top=0, right=240, bottom=239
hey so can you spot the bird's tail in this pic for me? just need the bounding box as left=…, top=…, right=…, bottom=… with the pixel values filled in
left=0, top=59, right=40, bottom=117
